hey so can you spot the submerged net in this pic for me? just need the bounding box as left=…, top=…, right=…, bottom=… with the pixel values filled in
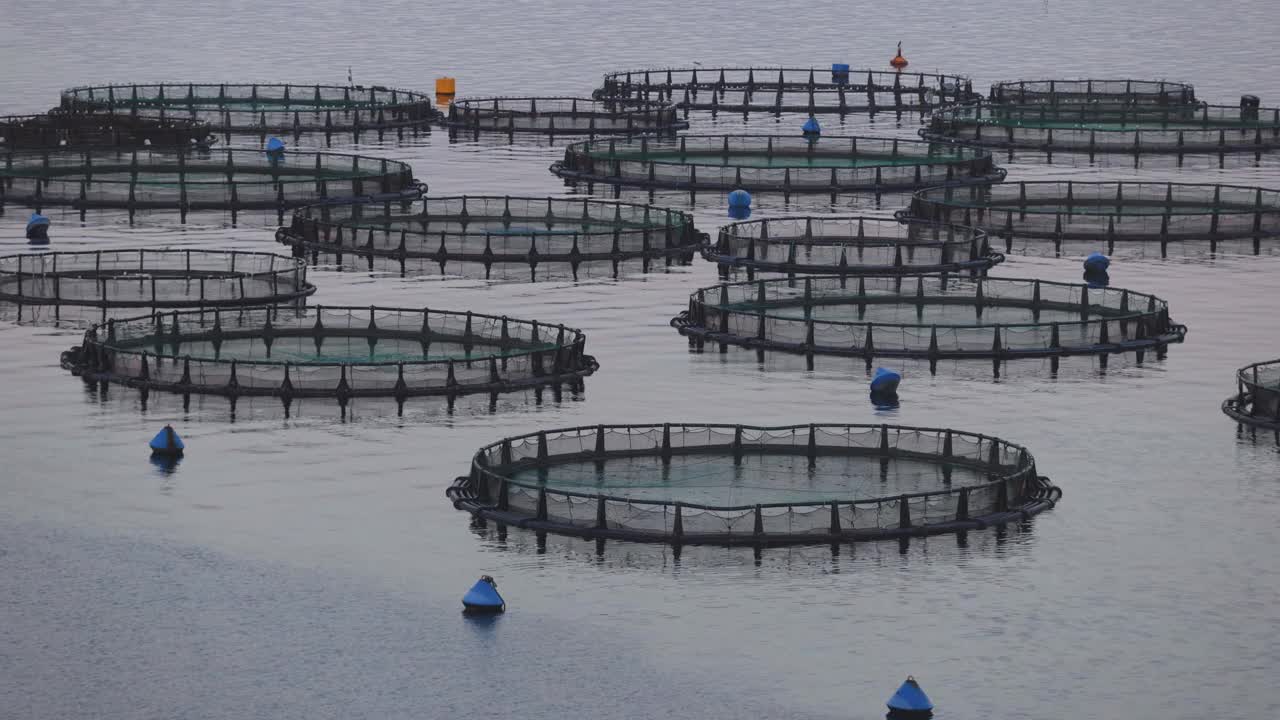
left=923, top=103, right=1280, bottom=154
left=278, top=195, right=703, bottom=277
left=444, top=97, right=686, bottom=134
left=60, top=83, right=439, bottom=139
left=0, top=147, right=421, bottom=217
left=447, top=422, right=1062, bottom=545
left=905, top=181, right=1280, bottom=256
left=1223, top=359, right=1280, bottom=430
left=671, top=275, right=1186, bottom=375
left=1, top=111, right=214, bottom=150
left=706, top=215, right=1000, bottom=276
left=61, top=305, right=598, bottom=407
left=0, top=250, right=313, bottom=314
left=593, top=67, right=977, bottom=114
left=988, top=79, right=1197, bottom=106
left=551, top=135, right=1004, bottom=192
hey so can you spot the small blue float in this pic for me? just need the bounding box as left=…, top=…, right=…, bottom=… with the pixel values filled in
left=265, top=137, right=286, bottom=164
left=870, top=367, right=902, bottom=409
left=887, top=675, right=933, bottom=718
left=728, top=188, right=752, bottom=220
left=802, top=115, right=821, bottom=138
left=1083, top=252, right=1111, bottom=288
left=831, top=63, right=851, bottom=85
left=462, top=575, right=505, bottom=614
left=148, top=425, right=185, bottom=458
left=1083, top=251, right=1110, bottom=273
left=25, top=213, right=50, bottom=244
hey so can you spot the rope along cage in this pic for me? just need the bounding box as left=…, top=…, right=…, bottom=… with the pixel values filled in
left=443, top=97, right=686, bottom=135
left=447, top=422, right=1062, bottom=546
left=1223, top=359, right=1280, bottom=432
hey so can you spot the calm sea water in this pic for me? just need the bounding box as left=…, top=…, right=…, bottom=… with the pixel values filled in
left=3, top=2, right=1280, bottom=719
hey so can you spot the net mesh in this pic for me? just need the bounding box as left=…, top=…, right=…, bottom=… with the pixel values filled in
left=594, top=67, right=977, bottom=114
left=707, top=215, right=999, bottom=275
left=63, top=305, right=596, bottom=400
left=552, top=135, right=1004, bottom=192
left=448, top=423, right=1061, bottom=544
left=444, top=97, right=685, bottom=134
left=988, top=79, right=1197, bottom=106
left=1, top=111, right=214, bottom=150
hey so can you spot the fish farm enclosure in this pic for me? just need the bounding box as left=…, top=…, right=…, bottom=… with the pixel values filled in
left=551, top=135, right=1005, bottom=193
left=61, top=305, right=598, bottom=409
left=1223, top=359, right=1280, bottom=432
left=60, top=83, right=439, bottom=140
left=447, top=423, right=1061, bottom=545
left=277, top=195, right=703, bottom=279
left=1, top=111, right=214, bottom=150
left=906, top=181, right=1280, bottom=256
left=987, top=78, right=1198, bottom=106
left=443, top=97, right=687, bottom=135
left=705, top=216, right=1000, bottom=277
left=594, top=67, right=977, bottom=115
left=671, top=275, right=1185, bottom=374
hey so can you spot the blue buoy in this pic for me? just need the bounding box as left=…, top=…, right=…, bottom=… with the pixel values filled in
left=870, top=367, right=901, bottom=409
left=148, top=425, right=185, bottom=458
left=831, top=63, right=851, bottom=85
left=25, top=212, right=50, bottom=244
left=1083, top=251, right=1110, bottom=273
left=1083, top=252, right=1111, bottom=288
left=265, top=137, right=285, bottom=164
left=887, top=676, right=933, bottom=718
left=462, top=575, right=505, bottom=614
left=728, top=188, right=752, bottom=219
left=802, top=115, right=822, bottom=136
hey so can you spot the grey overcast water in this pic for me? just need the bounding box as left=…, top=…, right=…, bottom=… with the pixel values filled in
left=2, top=2, right=1280, bottom=719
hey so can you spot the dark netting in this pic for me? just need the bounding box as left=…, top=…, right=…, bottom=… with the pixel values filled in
left=0, top=250, right=313, bottom=321
left=0, top=147, right=422, bottom=221
left=1223, top=359, right=1280, bottom=431
left=60, top=305, right=598, bottom=412
left=705, top=215, right=1001, bottom=278
left=904, top=181, right=1280, bottom=257
left=446, top=422, right=1062, bottom=545
left=988, top=79, right=1197, bottom=106
left=1, top=111, right=214, bottom=150
left=670, top=275, right=1186, bottom=376
left=443, top=97, right=686, bottom=135
left=593, top=67, right=977, bottom=115
left=921, top=103, right=1280, bottom=155
left=550, top=135, right=1004, bottom=193
left=60, top=83, right=439, bottom=141
left=277, top=195, right=703, bottom=279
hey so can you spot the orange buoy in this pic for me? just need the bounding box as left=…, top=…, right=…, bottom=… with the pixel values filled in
left=890, top=42, right=909, bottom=70
left=435, top=77, right=456, bottom=96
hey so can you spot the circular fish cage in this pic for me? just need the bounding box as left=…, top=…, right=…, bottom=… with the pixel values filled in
left=1, top=111, right=214, bottom=150
left=443, top=97, right=687, bottom=135
left=0, top=250, right=314, bottom=322
left=60, top=83, right=439, bottom=142
left=550, top=135, right=1004, bottom=194
left=446, top=422, right=1062, bottom=546
left=670, top=275, right=1186, bottom=376
left=1223, top=359, right=1280, bottom=432
left=277, top=195, right=704, bottom=280
left=922, top=102, right=1280, bottom=157
left=0, top=147, right=421, bottom=222
left=705, top=216, right=1001, bottom=278
left=593, top=67, right=977, bottom=115
left=905, top=181, right=1280, bottom=257
left=60, top=305, right=599, bottom=412
left=988, top=79, right=1197, bottom=107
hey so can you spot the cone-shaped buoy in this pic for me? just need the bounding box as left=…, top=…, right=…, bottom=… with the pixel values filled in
left=887, top=675, right=933, bottom=718
left=462, top=575, right=505, bottom=614
left=727, top=188, right=752, bottom=220
left=26, top=213, right=50, bottom=244
left=890, top=42, right=909, bottom=70
left=802, top=115, right=822, bottom=137
left=148, top=425, right=185, bottom=458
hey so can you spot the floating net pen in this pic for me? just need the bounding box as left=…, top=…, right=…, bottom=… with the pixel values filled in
left=904, top=181, right=1280, bottom=257
left=60, top=83, right=440, bottom=142
left=670, top=275, right=1186, bottom=376
left=705, top=215, right=1001, bottom=278
left=277, top=195, right=704, bottom=279
left=443, top=97, right=687, bottom=135
left=593, top=67, right=977, bottom=115
left=0, top=250, right=314, bottom=323
left=1223, top=359, right=1280, bottom=432
left=447, top=422, right=1062, bottom=546
left=988, top=79, right=1197, bottom=107
left=921, top=102, right=1280, bottom=157
left=60, top=305, right=598, bottom=412
left=1, top=111, right=214, bottom=150
left=0, top=147, right=422, bottom=222
left=550, top=135, right=1005, bottom=194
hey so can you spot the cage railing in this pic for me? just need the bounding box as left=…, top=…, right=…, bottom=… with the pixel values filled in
left=444, top=97, right=685, bottom=134
left=1223, top=359, right=1280, bottom=430
left=1, top=111, right=215, bottom=149
left=988, top=79, right=1197, bottom=106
